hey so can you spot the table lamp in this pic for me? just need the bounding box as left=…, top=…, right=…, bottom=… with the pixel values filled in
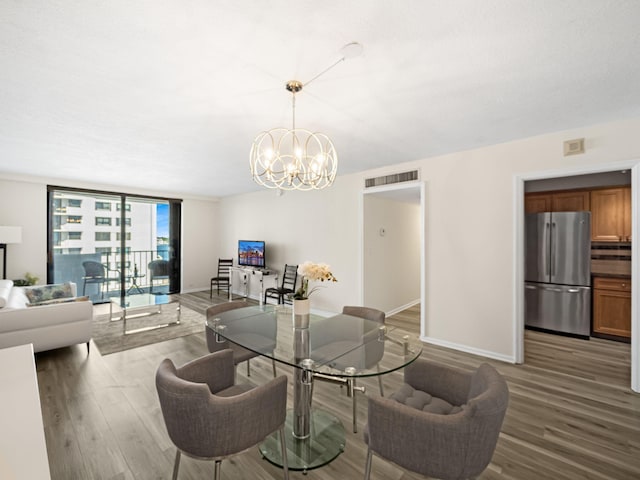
left=0, top=226, right=23, bottom=279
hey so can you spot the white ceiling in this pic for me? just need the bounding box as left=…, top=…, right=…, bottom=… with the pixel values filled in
left=1, top=1, right=640, bottom=198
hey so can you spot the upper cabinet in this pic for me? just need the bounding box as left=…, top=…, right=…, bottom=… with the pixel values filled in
left=525, top=186, right=630, bottom=242
left=591, top=187, right=631, bottom=242
left=524, top=190, right=590, bottom=214
left=524, top=193, right=552, bottom=214
left=552, top=190, right=590, bottom=212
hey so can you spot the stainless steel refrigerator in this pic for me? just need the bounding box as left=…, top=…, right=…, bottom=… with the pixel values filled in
left=524, top=211, right=591, bottom=337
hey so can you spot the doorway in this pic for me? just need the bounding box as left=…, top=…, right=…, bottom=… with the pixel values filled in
left=361, top=182, right=425, bottom=335
left=515, top=163, right=639, bottom=392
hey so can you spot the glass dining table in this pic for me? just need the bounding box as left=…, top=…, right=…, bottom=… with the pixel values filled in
left=206, top=304, right=422, bottom=472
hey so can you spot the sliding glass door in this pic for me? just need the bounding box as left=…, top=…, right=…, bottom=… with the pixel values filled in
left=47, top=187, right=181, bottom=303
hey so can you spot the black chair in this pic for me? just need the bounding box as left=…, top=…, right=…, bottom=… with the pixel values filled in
left=82, top=261, right=120, bottom=299
left=148, top=259, right=170, bottom=294
left=264, top=264, right=298, bottom=305
left=210, top=259, right=233, bottom=298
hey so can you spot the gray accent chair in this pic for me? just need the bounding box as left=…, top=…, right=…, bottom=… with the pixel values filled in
left=205, top=300, right=277, bottom=378
left=155, top=350, right=289, bottom=480
left=364, top=359, right=509, bottom=480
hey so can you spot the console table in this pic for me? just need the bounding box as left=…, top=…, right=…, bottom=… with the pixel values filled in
left=0, top=344, right=51, bottom=479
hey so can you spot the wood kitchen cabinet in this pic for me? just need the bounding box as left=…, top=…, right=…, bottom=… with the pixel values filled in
left=623, top=186, right=632, bottom=242
left=590, top=187, right=630, bottom=242
left=524, top=193, right=552, bottom=214
left=593, top=276, right=631, bottom=339
left=524, top=190, right=589, bottom=214
left=551, top=190, right=590, bottom=212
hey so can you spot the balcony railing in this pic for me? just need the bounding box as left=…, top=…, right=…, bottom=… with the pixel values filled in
left=53, top=249, right=171, bottom=303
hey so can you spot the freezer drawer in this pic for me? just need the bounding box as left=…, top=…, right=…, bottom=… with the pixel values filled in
left=525, top=282, right=591, bottom=337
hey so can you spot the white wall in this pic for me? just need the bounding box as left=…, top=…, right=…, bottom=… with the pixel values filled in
left=363, top=195, right=420, bottom=313
left=219, top=174, right=363, bottom=312
left=181, top=198, right=221, bottom=292
left=0, top=179, right=47, bottom=281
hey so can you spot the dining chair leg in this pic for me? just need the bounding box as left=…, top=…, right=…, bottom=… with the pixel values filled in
left=172, top=450, right=181, bottom=480
left=280, top=426, right=289, bottom=480
left=376, top=364, right=384, bottom=397
left=364, top=448, right=373, bottom=480
left=213, top=460, right=222, bottom=480
left=272, top=358, right=277, bottom=378
left=247, top=359, right=251, bottom=377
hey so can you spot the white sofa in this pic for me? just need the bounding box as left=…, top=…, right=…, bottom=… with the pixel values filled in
left=0, top=280, right=93, bottom=353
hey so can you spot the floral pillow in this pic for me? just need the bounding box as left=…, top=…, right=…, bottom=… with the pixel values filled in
left=24, top=283, right=74, bottom=305
left=26, top=295, right=89, bottom=307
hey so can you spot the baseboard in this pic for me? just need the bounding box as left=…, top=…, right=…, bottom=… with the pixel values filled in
left=386, top=299, right=420, bottom=317
left=420, top=335, right=516, bottom=364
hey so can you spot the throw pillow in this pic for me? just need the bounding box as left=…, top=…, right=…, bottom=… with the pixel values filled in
left=24, top=282, right=74, bottom=305
left=26, top=295, right=89, bottom=307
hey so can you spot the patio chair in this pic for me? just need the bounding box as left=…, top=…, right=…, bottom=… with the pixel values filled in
left=81, top=261, right=120, bottom=299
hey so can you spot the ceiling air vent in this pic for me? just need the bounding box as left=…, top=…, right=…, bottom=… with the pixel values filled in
left=365, top=170, right=419, bottom=188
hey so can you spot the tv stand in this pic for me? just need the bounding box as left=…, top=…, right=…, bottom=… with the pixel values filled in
left=229, top=266, right=274, bottom=304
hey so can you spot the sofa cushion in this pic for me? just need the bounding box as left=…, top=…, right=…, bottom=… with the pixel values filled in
left=0, top=280, right=13, bottom=308
left=23, top=283, right=74, bottom=305
left=390, top=383, right=464, bottom=415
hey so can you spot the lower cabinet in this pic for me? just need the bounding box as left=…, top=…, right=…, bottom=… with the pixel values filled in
left=592, top=277, right=631, bottom=339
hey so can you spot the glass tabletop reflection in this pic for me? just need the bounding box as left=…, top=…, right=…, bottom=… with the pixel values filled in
left=205, top=304, right=422, bottom=378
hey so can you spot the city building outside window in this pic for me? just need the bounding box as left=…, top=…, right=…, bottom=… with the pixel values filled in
left=115, top=218, right=131, bottom=227
left=116, top=203, right=131, bottom=211
left=95, top=217, right=111, bottom=226
left=116, top=232, right=132, bottom=241
left=95, top=232, right=111, bottom=241
left=68, top=199, right=82, bottom=208
left=67, top=215, right=82, bottom=224
left=68, top=232, right=82, bottom=240
left=95, top=201, right=112, bottom=210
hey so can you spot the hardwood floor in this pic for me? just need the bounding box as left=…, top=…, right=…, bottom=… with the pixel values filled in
left=36, top=293, right=640, bottom=479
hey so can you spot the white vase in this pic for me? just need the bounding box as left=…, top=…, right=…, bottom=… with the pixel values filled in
left=292, top=298, right=310, bottom=328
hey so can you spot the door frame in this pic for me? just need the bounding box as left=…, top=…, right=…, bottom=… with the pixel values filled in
left=513, top=159, right=639, bottom=392
left=360, top=181, right=426, bottom=337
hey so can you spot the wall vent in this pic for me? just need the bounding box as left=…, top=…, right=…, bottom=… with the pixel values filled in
left=365, top=170, right=419, bottom=188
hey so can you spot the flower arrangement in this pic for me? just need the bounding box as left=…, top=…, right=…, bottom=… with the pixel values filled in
left=292, top=261, right=338, bottom=300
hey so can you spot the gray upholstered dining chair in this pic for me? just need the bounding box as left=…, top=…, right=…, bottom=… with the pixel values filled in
left=155, top=350, right=289, bottom=480
left=205, top=300, right=277, bottom=378
left=310, top=305, right=386, bottom=433
left=364, top=358, right=509, bottom=480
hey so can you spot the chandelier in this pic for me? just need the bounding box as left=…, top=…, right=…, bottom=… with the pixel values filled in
left=250, top=43, right=362, bottom=191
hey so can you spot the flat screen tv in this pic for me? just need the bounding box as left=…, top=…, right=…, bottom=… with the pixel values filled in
left=238, top=240, right=266, bottom=268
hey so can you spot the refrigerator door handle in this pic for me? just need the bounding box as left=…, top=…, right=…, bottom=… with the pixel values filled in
left=567, top=288, right=581, bottom=293
left=525, top=285, right=537, bottom=290
left=550, top=221, right=556, bottom=277
left=545, top=221, right=551, bottom=277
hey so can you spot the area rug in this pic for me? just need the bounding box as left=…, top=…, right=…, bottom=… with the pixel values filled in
left=93, top=304, right=206, bottom=355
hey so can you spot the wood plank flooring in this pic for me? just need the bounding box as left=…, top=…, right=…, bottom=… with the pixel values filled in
left=35, top=293, right=640, bottom=479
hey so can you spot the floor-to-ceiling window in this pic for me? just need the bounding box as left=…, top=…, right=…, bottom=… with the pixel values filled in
left=47, top=186, right=181, bottom=303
